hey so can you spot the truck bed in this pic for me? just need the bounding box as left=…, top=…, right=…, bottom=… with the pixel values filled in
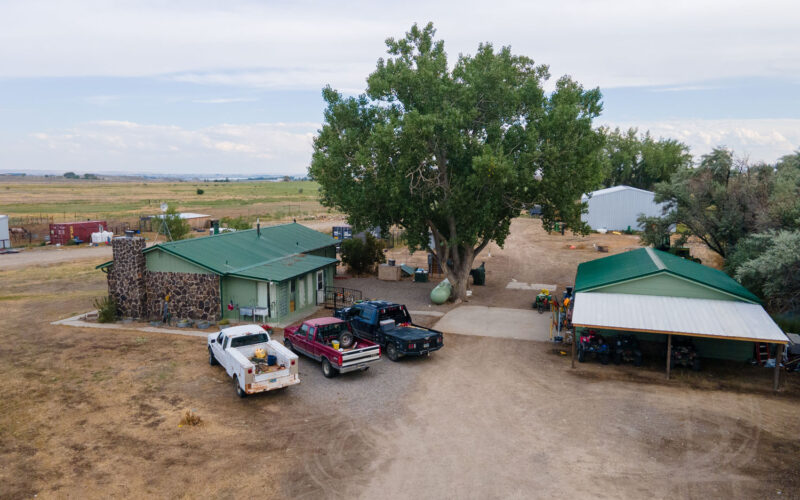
left=230, top=342, right=294, bottom=384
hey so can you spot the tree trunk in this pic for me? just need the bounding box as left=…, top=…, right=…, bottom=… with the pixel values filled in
left=438, top=245, right=476, bottom=302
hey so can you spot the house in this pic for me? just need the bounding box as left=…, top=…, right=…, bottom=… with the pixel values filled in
left=581, top=186, right=666, bottom=231
left=97, top=222, right=338, bottom=324
left=570, top=248, right=789, bottom=387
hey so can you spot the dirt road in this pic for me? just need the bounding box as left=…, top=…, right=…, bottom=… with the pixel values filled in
left=0, top=246, right=113, bottom=270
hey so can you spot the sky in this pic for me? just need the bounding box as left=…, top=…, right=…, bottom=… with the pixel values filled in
left=0, top=0, right=798, bottom=176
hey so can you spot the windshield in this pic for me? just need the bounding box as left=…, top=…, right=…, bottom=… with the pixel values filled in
left=230, top=333, right=269, bottom=348
left=316, top=322, right=344, bottom=342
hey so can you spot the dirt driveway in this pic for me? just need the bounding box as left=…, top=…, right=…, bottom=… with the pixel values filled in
left=1, top=224, right=799, bottom=499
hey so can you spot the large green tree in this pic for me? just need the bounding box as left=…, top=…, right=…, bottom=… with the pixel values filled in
left=602, top=127, right=692, bottom=190
left=653, top=147, right=774, bottom=258
left=310, top=23, right=605, bottom=300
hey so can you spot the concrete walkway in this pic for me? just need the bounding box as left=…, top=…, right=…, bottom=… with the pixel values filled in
left=52, top=312, right=214, bottom=338
left=433, top=305, right=553, bottom=341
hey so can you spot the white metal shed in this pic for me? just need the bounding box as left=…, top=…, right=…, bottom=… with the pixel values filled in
left=581, top=186, right=665, bottom=231
left=0, top=215, right=10, bottom=249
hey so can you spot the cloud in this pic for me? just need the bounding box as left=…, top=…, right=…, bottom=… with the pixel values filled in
left=0, top=0, right=798, bottom=90
left=192, top=97, right=259, bottom=104
left=23, top=120, right=320, bottom=175
left=602, top=118, right=800, bottom=163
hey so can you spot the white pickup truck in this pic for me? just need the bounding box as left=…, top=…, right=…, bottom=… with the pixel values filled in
left=208, top=325, right=299, bottom=397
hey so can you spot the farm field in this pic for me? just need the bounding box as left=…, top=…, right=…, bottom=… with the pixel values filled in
left=0, top=177, right=326, bottom=224
left=1, top=219, right=798, bottom=499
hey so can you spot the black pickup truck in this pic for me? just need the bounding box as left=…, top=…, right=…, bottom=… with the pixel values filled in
left=335, top=301, right=443, bottom=361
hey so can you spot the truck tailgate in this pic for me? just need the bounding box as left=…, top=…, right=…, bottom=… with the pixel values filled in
left=340, top=344, right=380, bottom=370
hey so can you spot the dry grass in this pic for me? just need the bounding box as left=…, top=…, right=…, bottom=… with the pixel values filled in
left=178, top=410, right=202, bottom=427
left=1, top=178, right=330, bottom=224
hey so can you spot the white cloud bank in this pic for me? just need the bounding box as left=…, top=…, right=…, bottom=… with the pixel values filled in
left=1, top=0, right=798, bottom=90
left=19, top=121, right=319, bottom=176
left=603, top=119, right=800, bottom=163
left=10, top=117, right=797, bottom=177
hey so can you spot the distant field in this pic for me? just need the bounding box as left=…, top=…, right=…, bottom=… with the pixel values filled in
left=0, top=179, right=328, bottom=224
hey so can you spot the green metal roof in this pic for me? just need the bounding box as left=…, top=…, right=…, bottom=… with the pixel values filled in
left=141, top=222, right=338, bottom=282
left=574, top=247, right=760, bottom=303
left=230, top=254, right=337, bottom=282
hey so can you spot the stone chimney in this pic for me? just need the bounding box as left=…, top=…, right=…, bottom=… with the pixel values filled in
left=108, top=236, right=146, bottom=318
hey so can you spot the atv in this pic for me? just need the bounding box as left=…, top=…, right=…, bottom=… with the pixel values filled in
left=533, top=290, right=552, bottom=314
left=613, top=334, right=643, bottom=366
left=577, top=331, right=611, bottom=364
left=670, top=337, right=701, bottom=371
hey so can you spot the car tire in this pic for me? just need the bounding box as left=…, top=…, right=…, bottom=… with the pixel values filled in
left=386, top=343, right=399, bottom=362
left=208, top=347, right=218, bottom=366
left=339, top=331, right=355, bottom=349
left=322, top=358, right=338, bottom=378
left=234, top=376, right=246, bottom=398
left=284, top=339, right=294, bottom=352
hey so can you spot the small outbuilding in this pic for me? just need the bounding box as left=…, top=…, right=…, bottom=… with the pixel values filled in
left=0, top=215, right=10, bottom=249
left=571, top=248, right=790, bottom=388
left=97, top=222, right=338, bottom=325
left=581, top=185, right=665, bottom=231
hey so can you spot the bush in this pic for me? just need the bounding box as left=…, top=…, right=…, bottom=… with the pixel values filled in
left=94, top=295, right=118, bottom=323
left=221, top=216, right=251, bottom=230
left=196, top=188, right=204, bottom=195
left=159, top=203, right=191, bottom=241
left=340, top=233, right=386, bottom=275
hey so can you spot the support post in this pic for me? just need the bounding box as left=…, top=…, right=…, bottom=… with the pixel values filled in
left=774, top=343, right=784, bottom=391
left=571, top=329, right=577, bottom=369
left=666, top=334, right=672, bottom=380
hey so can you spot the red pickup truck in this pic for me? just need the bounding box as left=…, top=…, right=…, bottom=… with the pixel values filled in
left=283, top=317, right=381, bottom=378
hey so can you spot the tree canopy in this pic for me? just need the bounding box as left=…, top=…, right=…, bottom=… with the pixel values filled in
left=652, top=147, right=774, bottom=258
left=601, top=127, right=692, bottom=190
left=310, top=23, right=606, bottom=299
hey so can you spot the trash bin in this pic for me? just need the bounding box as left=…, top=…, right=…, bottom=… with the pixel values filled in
left=470, top=262, right=486, bottom=286
left=414, top=270, right=428, bottom=283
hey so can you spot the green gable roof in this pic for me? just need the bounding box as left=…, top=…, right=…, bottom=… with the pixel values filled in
left=574, top=247, right=760, bottom=303
left=142, top=222, right=338, bottom=282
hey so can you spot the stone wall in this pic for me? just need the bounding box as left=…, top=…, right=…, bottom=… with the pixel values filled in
left=145, top=271, right=221, bottom=321
left=108, top=237, right=146, bottom=318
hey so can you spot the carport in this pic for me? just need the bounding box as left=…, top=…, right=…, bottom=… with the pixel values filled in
left=570, top=248, right=791, bottom=390
left=571, top=292, right=789, bottom=389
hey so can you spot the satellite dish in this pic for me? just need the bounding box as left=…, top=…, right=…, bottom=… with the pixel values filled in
left=160, top=202, right=168, bottom=213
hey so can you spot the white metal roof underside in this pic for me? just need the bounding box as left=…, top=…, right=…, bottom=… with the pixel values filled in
left=572, top=292, right=789, bottom=344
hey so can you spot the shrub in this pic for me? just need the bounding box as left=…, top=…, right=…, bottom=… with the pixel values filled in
left=340, top=233, right=386, bottom=275
left=196, top=188, right=204, bottom=195
left=159, top=203, right=191, bottom=241
left=94, top=295, right=118, bottom=323
left=221, top=216, right=251, bottom=230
